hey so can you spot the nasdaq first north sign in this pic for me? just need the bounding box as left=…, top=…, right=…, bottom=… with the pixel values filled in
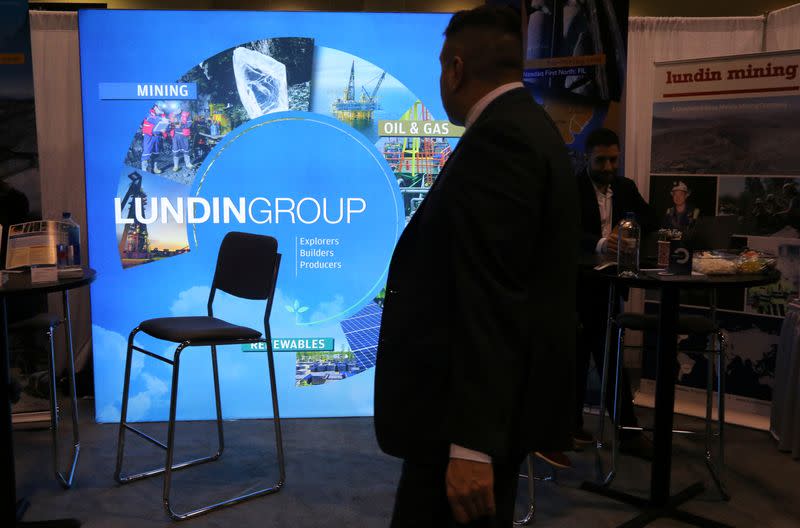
left=242, top=338, right=335, bottom=352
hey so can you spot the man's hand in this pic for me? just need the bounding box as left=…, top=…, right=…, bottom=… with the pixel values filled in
left=446, top=458, right=495, bottom=524
left=606, top=228, right=620, bottom=255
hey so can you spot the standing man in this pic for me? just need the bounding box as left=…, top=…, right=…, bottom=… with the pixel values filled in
left=141, top=104, right=167, bottom=174
left=375, top=6, right=577, bottom=526
left=170, top=107, right=194, bottom=172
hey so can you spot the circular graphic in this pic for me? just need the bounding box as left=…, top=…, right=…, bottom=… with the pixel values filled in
left=192, top=111, right=404, bottom=324
left=111, top=36, right=453, bottom=392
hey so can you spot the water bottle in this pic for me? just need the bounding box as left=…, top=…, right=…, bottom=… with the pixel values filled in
left=62, top=212, right=81, bottom=266
left=617, top=212, right=640, bottom=278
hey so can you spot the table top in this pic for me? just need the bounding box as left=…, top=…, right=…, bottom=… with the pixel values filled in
left=580, top=255, right=780, bottom=290
left=0, top=268, right=96, bottom=297
left=592, top=267, right=779, bottom=290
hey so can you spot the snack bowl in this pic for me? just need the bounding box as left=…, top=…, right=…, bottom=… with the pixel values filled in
left=692, top=251, right=739, bottom=275
left=737, top=250, right=778, bottom=274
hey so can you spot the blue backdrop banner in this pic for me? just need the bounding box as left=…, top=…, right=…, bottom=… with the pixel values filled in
left=79, top=10, right=456, bottom=422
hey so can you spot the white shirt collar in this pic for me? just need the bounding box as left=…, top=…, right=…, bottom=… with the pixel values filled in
left=588, top=170, right=614, bottom=240
left=588, top=171, right=613, bottom=198
left=464, top=82, right=524, bottom=129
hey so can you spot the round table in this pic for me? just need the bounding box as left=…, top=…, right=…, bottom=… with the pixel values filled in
left=579, top=264, right=779, bottom=528
left=1, top=268, right=96, bottom=527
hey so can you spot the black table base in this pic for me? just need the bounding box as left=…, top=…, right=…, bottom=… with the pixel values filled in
left=574, top=265, right=780, bottom=528
left=581, top=481, right=733, bottom=528
left=17, top=498, right=80, bottom=527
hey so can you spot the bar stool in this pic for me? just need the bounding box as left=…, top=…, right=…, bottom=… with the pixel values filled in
left=10, top=313, right=80, bottom=489
left=597, top=310, right=729, bottom=499
left=113, top=232, right=285, bottom=520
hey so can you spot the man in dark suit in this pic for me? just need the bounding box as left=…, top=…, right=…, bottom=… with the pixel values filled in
left=575, top=128, right=656, bottom=455
left=374, top=6, right=577, bottom=526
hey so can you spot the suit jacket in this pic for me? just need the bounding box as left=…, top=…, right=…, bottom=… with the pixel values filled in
left=578, top=169, right=656, bottom=255
left=374, top=88, right=578, bottom=463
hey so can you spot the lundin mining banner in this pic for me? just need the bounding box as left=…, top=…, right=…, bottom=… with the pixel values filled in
left=643, top=50, right=800, bottom=428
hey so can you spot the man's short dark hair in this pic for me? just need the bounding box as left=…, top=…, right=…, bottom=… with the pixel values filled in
left=585, top=128, right=620, bottom=152
left=443, top=5, right=523, bottom=81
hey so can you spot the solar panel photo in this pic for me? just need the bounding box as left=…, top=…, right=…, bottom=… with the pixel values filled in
left=341, top=302, right=382, bottom=370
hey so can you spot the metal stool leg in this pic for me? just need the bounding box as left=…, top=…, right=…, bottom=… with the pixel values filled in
left=210, top=345, right=225, bottom=459
left=163, top=337, right=284, bottom=520
left=596, top=283, right=617, bottom=447
left=594, top=283, right=616, bottom=483
left=718, top=332, right=727, bottom=483
left=162, top=343, right=234, bottom=520
left=595, top=323, right=623, bottom=487
left=115, top=338, right=222, bottom=486
left=114, top=328, right=136, bottom=482
left=514, top=455, right=557, bottom=525
left=606, top=326, right=625, bottom=487
left=705, top=335, right=715, bottom=457
left=115, top=336, right=284, bottom=520
left=514, top=455, right=536, bottom=525
left=265, top=327, right=286, bottom=487
left=46, top=318, right=80, bottom=489
left=163, top=344, right=184, bottom=518
left=705, top=331, right=729, bottom=500
left=61, top=291, right=81, bottom=488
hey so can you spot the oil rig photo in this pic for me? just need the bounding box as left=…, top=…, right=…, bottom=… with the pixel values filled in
left=332, top=61, right=386, bottom=123
left=381, top=102, right=452, bottom=220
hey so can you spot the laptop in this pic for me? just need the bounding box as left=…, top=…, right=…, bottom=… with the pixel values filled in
left=684, top=215, right=755, bottom=250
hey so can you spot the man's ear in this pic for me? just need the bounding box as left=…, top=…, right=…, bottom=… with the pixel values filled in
left=450, top=55, right=465, bottom=91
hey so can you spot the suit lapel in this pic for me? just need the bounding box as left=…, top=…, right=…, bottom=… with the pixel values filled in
left=580, top=170, right=602, bottom=235
left=429, top=131, right=466, bottom=190
left=409, top=134, right=465, bottom=219
left=408, top=89, right=524, bottom=217
left=418, top=88, right=523, bottom=196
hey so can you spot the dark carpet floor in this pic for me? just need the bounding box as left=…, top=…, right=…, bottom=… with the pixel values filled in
left=12, top=399, right=800, bottom=527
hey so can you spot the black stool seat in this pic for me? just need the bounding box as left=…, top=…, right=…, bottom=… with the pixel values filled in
left=140, top=316, right=261, bottom=342
left=8, top=313, right=62, bottom=331
left=616, top=313, right=717, bottom=335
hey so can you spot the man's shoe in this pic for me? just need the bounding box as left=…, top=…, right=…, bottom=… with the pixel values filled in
left=619, top=432, right=654, bottom=461
left=573, top=429, right=595, bottom=445
left=533, top=451, right=572, bottom=469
